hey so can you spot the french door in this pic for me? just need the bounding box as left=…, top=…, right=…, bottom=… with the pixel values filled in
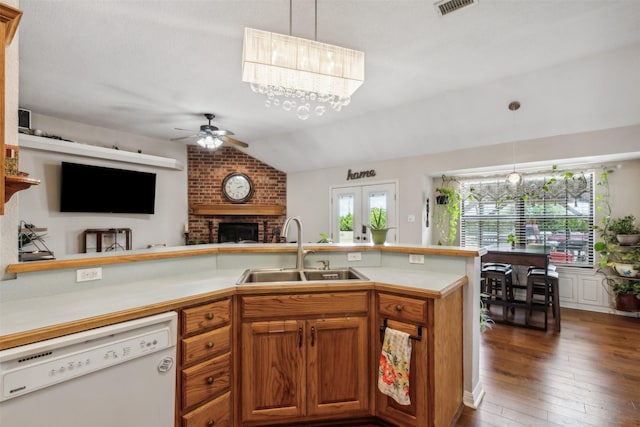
left=331, top=183, right=397, bottom=244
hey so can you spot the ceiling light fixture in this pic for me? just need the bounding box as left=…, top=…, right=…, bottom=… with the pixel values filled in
left=196, top=134, right=224, bottom=150
left=241, top=0, right=364, bottom=120
left=506, top=101, right=522, bottom=185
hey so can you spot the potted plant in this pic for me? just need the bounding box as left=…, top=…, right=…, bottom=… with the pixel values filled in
left=603, top=278, right=640, bottom=312
left=434, top=177, right=463, bottom=245
left=367, top=207, right=394, bottom=245
left=607, top=215, right=640, bottom=246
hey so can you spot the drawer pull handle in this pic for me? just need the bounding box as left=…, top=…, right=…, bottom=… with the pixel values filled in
left=396, top=305, right=403, bottom=312
left=311, top=326, right=316, bottom=347
left=208, top=420, right=215, bottom=426
left=207, top=341, right=214, bottom=349
left=207, top=313, right=214, bottom=320
left=207, top=376, right=214, bottom=385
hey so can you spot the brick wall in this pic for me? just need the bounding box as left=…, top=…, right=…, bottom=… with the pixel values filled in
left=187, top=145, right=287, bottom=244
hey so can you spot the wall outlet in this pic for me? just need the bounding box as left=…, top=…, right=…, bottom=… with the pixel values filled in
left=409, top=254, right=425, bottom=264
left=347, top=252, right=362, bottom=261
left=76, top=267, right=102, bottom=282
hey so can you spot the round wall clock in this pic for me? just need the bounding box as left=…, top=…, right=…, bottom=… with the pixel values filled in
left=222, top=172, right=254, bottom=203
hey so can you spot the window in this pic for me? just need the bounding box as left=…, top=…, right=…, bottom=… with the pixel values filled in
left=460, top=171, right=594, bottom=266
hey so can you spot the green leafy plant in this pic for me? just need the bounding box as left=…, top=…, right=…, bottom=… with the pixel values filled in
left=607, top=215, right=640, bottom=235
left=435, top=177, right=463, bottom=245
left=340, top=213, right=353, bottom=232
left=368, top=207, right=390, bottom=230
left=317, top=232, right=332, bottom=243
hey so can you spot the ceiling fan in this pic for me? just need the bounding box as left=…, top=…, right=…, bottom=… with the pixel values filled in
left=171, top=113, right=248, bottom=149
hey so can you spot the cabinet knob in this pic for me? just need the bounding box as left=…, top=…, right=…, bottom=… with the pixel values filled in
left=207, top=313, right=214, bottom=320
left=207, top=341, right=215, bottom=349
left=207, top=376, right=214, bottom=385
left=207, top=420, right=215, bottom=426
left=396, top=305, right=403, bottom=312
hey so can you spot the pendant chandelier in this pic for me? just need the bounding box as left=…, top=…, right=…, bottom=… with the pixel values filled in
left=241, top=1, right=365, bottom=120
left=506, top=101, right=522, bottom=185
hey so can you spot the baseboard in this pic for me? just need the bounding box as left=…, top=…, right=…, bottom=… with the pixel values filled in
left=463, top=381, right=485, bottom=409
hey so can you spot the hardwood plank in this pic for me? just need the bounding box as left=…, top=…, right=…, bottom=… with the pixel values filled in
left=457, top=308, right=640, bottom=426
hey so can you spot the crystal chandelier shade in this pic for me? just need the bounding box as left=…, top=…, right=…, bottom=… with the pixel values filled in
left=242, top=28, right=365, bottom=120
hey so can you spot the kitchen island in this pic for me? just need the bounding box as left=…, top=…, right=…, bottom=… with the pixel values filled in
left=0, top=243, right=485, bottom=427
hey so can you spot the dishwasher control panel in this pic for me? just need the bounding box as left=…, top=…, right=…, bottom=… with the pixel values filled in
left=0, top=312, right=177, bottom=402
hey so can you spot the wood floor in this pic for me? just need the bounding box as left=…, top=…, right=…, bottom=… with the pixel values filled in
left=456, top=308, right=640, bottom=427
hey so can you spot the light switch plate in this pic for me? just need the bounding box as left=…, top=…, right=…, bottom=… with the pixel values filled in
left=409, top=254, right=425, bottom=264
left=347, top=252, right=362, bottom=261
left=77, top=267, right=102, bottom=282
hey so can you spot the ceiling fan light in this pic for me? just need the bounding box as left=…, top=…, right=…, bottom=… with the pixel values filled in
left=197, top=135, right=223, bottom=150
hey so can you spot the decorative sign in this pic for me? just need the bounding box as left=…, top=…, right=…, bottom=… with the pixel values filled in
left=346, top=168, right=376, bottom=181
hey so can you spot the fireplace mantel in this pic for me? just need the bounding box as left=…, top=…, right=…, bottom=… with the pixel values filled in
left=190, top=203, right=286, bottom=216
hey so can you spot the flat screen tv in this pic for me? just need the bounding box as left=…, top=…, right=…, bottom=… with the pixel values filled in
left=60, top=161, right=156, bottom=214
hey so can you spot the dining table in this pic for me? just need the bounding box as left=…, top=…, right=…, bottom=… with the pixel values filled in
left=481, top=244, right=553, bottom=330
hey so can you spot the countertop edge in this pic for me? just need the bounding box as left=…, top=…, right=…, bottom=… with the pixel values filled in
left=7, top=244, right=486, bottom=274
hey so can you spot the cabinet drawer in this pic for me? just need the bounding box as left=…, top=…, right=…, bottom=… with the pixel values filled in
left=182, top=391, right=231, bottom=427
left=378, top=293, right=428, bottom=325
left=182, top=299, right=231, bottom=335
left=182, top=325, right=231, bottom=366
left=182, top=353, right=231, bottom=410
left=241, top=292, right=369, bottom=319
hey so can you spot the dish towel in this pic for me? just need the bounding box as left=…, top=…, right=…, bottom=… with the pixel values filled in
left=378, top=327, right=412, bottom=405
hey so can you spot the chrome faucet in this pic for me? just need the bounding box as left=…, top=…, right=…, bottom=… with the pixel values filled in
left=281, top=216, right=307, bottom=270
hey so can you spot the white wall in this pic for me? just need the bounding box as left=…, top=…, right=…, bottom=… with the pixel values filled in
left=18, top=113, right=188, bottom=255
left=287, top=124, right=640, bottom=245
left=1, top=0, right=20, bottom=278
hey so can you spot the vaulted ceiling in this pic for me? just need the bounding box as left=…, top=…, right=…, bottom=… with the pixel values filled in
left=18, top=0, right=640, bottom=173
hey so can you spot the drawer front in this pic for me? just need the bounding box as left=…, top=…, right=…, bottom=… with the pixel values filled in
left=182, top=391, right=231, bottom=427
left=182, top=353, right=231, bottom=410
left=241, top=292, right=369, bottom=319
left=378, top=293, right=428, bottom=325
left=182, top=298, right=231, bottom=335
left=182, top=325, right=231, bottom=366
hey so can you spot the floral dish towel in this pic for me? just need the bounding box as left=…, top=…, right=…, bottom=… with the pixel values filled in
left=378, top=327, right=411, bottom=405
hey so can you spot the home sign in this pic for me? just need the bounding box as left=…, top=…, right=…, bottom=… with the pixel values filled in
left=346, top=168, right=376, bottom=181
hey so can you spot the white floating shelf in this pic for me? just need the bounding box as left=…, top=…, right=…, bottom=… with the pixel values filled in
left=19, top=133, right=184, bottom=170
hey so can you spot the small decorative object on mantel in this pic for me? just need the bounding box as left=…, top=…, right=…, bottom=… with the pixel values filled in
left=4, top=144, right=18, bottom=175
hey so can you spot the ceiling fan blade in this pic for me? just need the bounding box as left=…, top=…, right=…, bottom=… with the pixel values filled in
left=222, top=135, right=249, bottom=148
left=174, top=127, right=197, bottom=132
left=170, top=134, right=198, bottom=141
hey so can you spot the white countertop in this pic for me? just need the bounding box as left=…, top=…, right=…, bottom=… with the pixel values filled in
left=0, top=267, right=465, bottom=340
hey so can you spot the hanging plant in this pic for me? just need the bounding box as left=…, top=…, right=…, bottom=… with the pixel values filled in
left=435, top=175, right=463, bottom=245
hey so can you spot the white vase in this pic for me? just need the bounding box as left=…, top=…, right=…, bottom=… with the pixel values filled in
left=616, top=234, right=640, bottom=246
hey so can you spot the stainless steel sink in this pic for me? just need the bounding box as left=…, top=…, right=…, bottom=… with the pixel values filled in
left=236, top=267, right=368, bottom=284
left=237, top=269, right=304, bottom=284
left=303, top=268, right=368, bottom=281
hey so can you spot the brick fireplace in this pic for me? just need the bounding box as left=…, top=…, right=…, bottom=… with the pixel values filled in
left=187, top=145, right=287, bottom=244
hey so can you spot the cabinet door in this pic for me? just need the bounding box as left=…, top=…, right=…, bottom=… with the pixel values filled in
left=376, top=318, right=429, bottom=427
left=306, top=316, right=369, bottom=417
left=241, top=320, right=306, bottom=423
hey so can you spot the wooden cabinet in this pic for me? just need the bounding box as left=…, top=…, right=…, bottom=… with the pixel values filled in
left=239, top=292, right=370, bottom=425
left=178, top=298, right=232, bottom=427
left=376, top=289, right=463, bottom=427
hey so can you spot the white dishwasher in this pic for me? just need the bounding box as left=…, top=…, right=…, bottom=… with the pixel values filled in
left=0, top=311, right=177, bottom=427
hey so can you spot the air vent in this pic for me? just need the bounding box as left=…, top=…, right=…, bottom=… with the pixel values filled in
left=18, top=351, right=52, bottom=363
left=434, top=0, right=478, bottom=16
